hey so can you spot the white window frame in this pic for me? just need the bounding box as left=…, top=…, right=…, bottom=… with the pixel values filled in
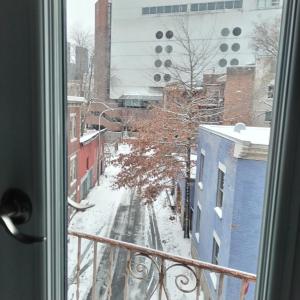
left=69, top=113, right=77, bottom=142
left=198, top=149, right=206, bottom=190
left=215, top=162, right=226, bottom=219
left=210, top=231, right=221, bottom=289
left=70, top=154, right=77, bottom=186
left=195, top=203, right=202, bottom=242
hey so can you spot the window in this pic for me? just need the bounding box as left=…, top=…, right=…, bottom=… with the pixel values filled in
left=172, top=5, right=179, bottom=13
left=179, top=5, right=188, bottom=12
left=69, top=113, right=77, bottom=141
left=164, top=59, right=172, bottom=68
left=70, top=155, right=77, bottom=184
left=165, top=45, right=173, bottom=53
left=230, top=58, right=239, bottom=65
left=165, top=6, right=172, bottom=13
left=212, top=236, right=220, bottom=265
left=268, top=84, right=274, bottom=98
left=199, top=3, right=208, bottom=11
left=231, top=43, right=240, bottom=52
left=156, top=31, right=163, bottom=39
left=157, top=6, right=164, bottom=14
left=216, top=167, right=225, bottom=208
left=191, top=3, right=199, bottom=11
left=234, top=0, right=243, bottom=8
left=199, top=152, right=205, bottom=183
left=271, top=0, right=280, bottom=6
left=208, top=2, right=216, bottom=10
left=216, top=2, right=225, bottom=9
left=142, top=7, right=150, bottom=15
left=225, top=1, right=234, bottom=9
left=195, top=205, right=201, bottom=241
left=219, top=58, right=227, bottom=67
left=221, top=27, right=230, bottom=36
left=166, top=30, right=174, bottom=39
left=155, top=45, right=163, bottom=53
left=150, top=7, right=157, bottom=14
left=164, top=74, right=171, bottom=82
left=154, top=74, right=161, bottom=82
left=220, top=43, right=228, bottom=52
left=233, top=27, right=242, bottom=36
left=265, top=111, right=272, bottom=122
left=155, top=60, right=162, bottom=67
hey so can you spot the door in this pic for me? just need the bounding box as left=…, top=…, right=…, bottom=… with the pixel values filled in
left=0, top=1, right=66, bottom=299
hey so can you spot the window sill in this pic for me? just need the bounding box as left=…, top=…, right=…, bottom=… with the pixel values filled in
left=210, top=272, right=217, bottom=290
left=214, top=207, right=222, bottom=219
left=198, top=182, right=204, bottom=190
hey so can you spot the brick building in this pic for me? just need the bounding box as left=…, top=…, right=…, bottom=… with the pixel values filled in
left=78, top=130, right=105, bottom=200
left=223, top=66, right=255, bottom=125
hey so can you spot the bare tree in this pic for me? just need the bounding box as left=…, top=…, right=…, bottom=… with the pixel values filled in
left=112, top=23, right=222, bottom=238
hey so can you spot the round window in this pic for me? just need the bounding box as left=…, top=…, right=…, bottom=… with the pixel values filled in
left=165, top=45, right=173, bottom=53
left=155, top=60, right=162, bottom=67
left=232, top=27, right=242, bottom=36
left=154, top=74, right=161, bottom=82
left=164, top=74, right=171, bottom=82
left=220, top=43, right=229, bottom=52
left=164, top=59, right=172, bottom=68
left=166, top=30, right=174, bottom=39
left=231, top=43, right=240, bottom=52
left=156, top=31, right=163, bottom=39
left=221, top=28, right=230, bottom=37
left=219, top=59, right=227, bottom=67
left=230, top=58, right=239, bottom=66
left=155, top=45, right=163, bottom=53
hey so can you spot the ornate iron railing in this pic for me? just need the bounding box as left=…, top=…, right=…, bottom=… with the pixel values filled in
left=68, top=230, right=256, bottom=300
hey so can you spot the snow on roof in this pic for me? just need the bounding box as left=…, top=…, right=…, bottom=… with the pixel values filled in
left=201, top=125, right=270, bottom=146
left=67, top=96, right=87, bottom=103
left=80, top=130, right=100, bottom=144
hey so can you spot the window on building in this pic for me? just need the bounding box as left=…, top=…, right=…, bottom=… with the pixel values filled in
left=165, top=45, right=173, bottom=53
left=199, top=3, right=208, bottom=11
left=208, top=2, right=216, bottom=10
left=156, top=31, right=163, bottom=39
left=271, top=0, right=280, bottom=6
left=233, top=27, right=242, bottom=36
left=221, top=27, right=230, bottom=36
left=165, top=6, right=172, bottom=13
left=150, top=7, right=157, bottom=14
left=230, top=58, right=239, bottom=66
left=164, top=59, right=172, bottom=68
left=234, top=0, right=243, bottom=8
left=220, top=43, right=228, bottom=52
left=69, top=113, right=77, bottom=140
left=157, top=6, right=164, bottom=14
left=212, top=236, right=220, bottom=265
left=191, top=3, right=199, bottom=11
left=216, top=168, right=225, bottom=208
left=219, top=58, right=227, bottom=67
left=172, top=5, right=179, bottom=13
left=155, top=60, right=162, bottom=68
left=216, top=2, right=225, bottom=10
left=164, top=74, right=171, bottom=82
left=166, top=30, right=174, bottom=39
left=86, top=157, right=89, bottom=170
left=142, top=7, right=150, bottom=15
left=180, top=5, right=188, bottom=12
left=265, top=111, right=272, bottom=122
left=199, top=152, right=205, bottom=182
left=70, top=155, right=77, bottom=184
left=154, top=74, right=161, bottom=82
left=225, top=1, right=234, bottom=9
left=155, top=45, right=163, bottom=53
left=231, top=43, right=240, bottom=52
left=268, top=84, right=274, bottom=98
left=195, top=205, right=201, bottom=241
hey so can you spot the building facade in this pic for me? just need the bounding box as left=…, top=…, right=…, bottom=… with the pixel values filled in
left=191, top=124, right=270, bottom=299
left=110, top=0, right=283, bottom=103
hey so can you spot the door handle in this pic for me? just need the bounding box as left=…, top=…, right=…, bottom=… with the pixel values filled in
left=0, top=189, right=45, bottom=244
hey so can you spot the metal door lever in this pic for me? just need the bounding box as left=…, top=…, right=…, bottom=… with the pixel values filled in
left=0, top=189, right=45, bottom=244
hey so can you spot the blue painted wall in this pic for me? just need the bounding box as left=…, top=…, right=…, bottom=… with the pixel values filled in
left=192, top=127, right=267, bottom=300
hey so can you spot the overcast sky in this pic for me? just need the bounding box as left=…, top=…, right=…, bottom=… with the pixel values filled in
left=67, top=0, right=97, bottom=35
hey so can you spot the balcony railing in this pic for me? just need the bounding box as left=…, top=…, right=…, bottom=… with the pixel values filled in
left=68, top=230, right=256, bottom=300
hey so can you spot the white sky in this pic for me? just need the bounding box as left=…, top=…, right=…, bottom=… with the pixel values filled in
left=66, top=0, right=97, bottom=35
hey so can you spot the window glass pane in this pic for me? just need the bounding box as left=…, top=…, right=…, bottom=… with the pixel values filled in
left=66, top=0, right=285, bottom=299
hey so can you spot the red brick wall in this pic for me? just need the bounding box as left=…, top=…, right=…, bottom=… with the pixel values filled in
left=223, top=67, right=255, bottom=125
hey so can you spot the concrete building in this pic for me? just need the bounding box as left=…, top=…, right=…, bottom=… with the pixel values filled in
left=110, top=0, right=283, bottom=105
left=191, top=124, right=270, bottom=299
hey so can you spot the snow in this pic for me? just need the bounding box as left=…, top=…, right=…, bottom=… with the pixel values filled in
left=79, top=131, right=99, bottom=144
left=68, top=95, right=87, bottom=103
left=68, top=146, right=131, bottom=300
left=201, top=125, right=270, bottom=145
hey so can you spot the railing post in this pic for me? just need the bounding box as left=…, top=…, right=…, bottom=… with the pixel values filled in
left=92, top=241, right=98, bottom=300
left=107, top=247, right=115, bottom=300
left=196, top=269, right=203, bottom=300
left=76, top=237, right=82, bottom=300
left=239, top=279, right=249, bottom=300
left=217, top=273, right=225, bottom=300
left=123, top=251, right=130, bottom=300
left=158, top=258, right=165, bottom=300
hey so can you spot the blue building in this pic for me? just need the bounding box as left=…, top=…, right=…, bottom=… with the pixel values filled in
left=191, top=124, right=270, bottom=300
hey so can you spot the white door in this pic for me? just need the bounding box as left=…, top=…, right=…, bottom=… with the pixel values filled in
left=0, top=1, right=66, bottom=299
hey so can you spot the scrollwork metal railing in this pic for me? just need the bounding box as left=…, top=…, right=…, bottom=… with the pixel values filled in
left=68, top=230, right=256, bottom=300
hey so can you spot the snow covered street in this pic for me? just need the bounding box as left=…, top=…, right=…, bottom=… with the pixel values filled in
left=68, top=144, right=195, bottom=300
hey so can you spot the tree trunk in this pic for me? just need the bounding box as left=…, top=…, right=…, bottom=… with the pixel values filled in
left=184, top=146, right=191, bottom=238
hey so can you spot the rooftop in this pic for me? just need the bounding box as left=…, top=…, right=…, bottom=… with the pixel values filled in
left=201, top=124, right=270, bottom=146
left=79, top=130, right=106, bottom=144
left=67, top=95, right=87, bottom=103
